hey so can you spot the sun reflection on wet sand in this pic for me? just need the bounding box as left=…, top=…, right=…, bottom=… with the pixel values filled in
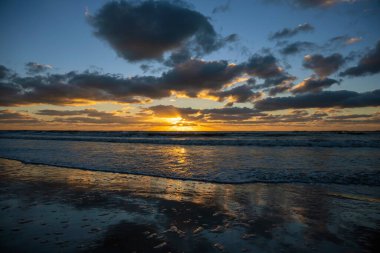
left=0, top=158, right=379, bottom=253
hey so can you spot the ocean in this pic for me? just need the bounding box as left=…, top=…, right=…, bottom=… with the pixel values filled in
left=0, top=130, right=379, bottom=185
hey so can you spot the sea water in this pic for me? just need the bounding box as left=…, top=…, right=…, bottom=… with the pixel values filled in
left=0, top=131, right=379, bottom=185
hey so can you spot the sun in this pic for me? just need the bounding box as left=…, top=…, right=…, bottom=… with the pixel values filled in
left=166, top=117, right=183, bottom=125
left=163, top=117, right=196, bottom=131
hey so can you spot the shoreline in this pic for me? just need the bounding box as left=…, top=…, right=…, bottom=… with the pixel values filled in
left=1, top=158, right=379, bottom=252
left=1, top=156, right=379, bottom=187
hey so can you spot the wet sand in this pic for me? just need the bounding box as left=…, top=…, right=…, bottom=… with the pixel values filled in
left=0, top=158, right=379, bottom=252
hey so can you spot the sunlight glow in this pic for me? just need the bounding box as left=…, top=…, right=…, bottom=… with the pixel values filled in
left=166, top=117, right=183, bottom=125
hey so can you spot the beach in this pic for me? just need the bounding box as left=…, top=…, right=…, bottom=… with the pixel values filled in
left=1, top=158, right=379, bottom=252
left=1, top=0, right=380, bottom=251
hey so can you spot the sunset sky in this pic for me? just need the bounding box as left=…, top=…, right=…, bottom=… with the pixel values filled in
left=0, top=0, right=379, bottom=131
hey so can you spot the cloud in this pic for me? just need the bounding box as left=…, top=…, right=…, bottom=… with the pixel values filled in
left=207, top=84, right=263, bottom=103
left=0, top=110, right=40, bottom=124
left=163, top=48, right=192, bottom=66
left=0, top=71, right=163, bottom=106
left=303, top=53, right=345, bottom=77
left=243, top=54, right=296, bottom=94
left=268, top=83, right=293, bottom=96
left=147, top=105, right=199, bottom=119
left=279, top=41, right=317, bottom=55
left=89, top=0, right=230, bottom=61
left=0, top=58, right=248, bottom=106
left=269, top=23, right=314, bottom=40
left=345, top=37, right=362, bottom=45
left=329, top=35, right=362, bottom=46
left=36, top=108, right=110, bottom=117
left=291, top=77, right=339, bottom=94
left=322, top=35, right=363, bottom=51
left=0, top=51, right=297, bottom=107
left=340, top=40, right=380, bottom=77
left=255, top=89, right=380, bottom=111
left=327, top=113, right=375, bottom=120
left=290, top=0, right=360, bottom=8
left=278, top=36, right=360, bottom=56
left=140, top=64, right=151, bottom=73
left=0, top=65, right=11, bottom=79
left=147, top=104, right=378, bottom=126
left=245, top=54, right=283, bottom=78
left=201, top=107, right=265, bottom=121
left=212, top=0, right=231, bottom=14
left=252, top=109, right=327, bottom=124
left=159, top=55, right=283, bottom=99
left=25, top=62, right=52, bottom=75
left=324, top=112, right=380, bottom=124
left=160, top=59, right=245, bottom=97
left=0, top=54, right=298, bottom=107
left=37, top=109, right=139, bottom=124
left=148, top=105, right=265, bottom=122
left=260, top=73, right=296, bottom=90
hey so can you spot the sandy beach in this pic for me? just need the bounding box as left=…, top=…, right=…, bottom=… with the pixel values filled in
left=0, top=158, right=379, bottom=252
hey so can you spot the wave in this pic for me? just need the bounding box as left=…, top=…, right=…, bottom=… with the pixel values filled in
left=1, top=156, right=379, bottom=186
left=0, top=135, right=379, bottom=148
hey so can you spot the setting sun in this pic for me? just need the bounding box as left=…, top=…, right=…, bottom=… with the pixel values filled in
left=166, top=117, right=183, bottom=125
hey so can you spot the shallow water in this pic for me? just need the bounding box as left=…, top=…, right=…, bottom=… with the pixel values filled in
left=0, top=131, right=379, bottom=185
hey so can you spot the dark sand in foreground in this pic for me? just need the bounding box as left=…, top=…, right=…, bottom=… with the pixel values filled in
left=0, top=158, right=379, bottom=252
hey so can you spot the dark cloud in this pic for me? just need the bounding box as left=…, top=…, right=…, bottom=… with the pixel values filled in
left=161, top=59, right=245, bottom=97
left=279, top=41, right=317, bottom=55
left=327, top=114, right=375, bottom=120
left=324, top=112, right=380, bottom=124
left=148, top=105, right=265, bottom=122
left=269, top=23, right=314, bottom=40
left=245, top=54, right=283, bottom=78
left=0, top=65, right=11, bottom=79
left=260, top=73, right=296, bottom=90
left=1, top=51, right=298, bottom=107
left=278, top=36, right=361, bottom=56
left=37, top=109, right=138, bottom=124
left=240, top=54, right=296, bottom=94
left=140, top=64, right=151, bottom=73
left=25, top=62, right=52, bottom=75
left=253, top=109, right=326, bottom=124
left=0, top=71, right=164, bottom=106
left=36, top=109, right=87, bottom=116
left=89, top=1, right=228, bottom=61
left=202, top=107, right=265, bottom=121
left=268, top=83, right=293, bottom=96
left=36, top=108, right=114, bottom=117
left=163, top=48, right=192, bottom=66
left=207, top=84, right=263, bottom=103
left=303, top=53, right=345, bottom=77
left=255, top=89, right=380, bottom=111
left=0, top=59, right=247, bottom=106
left=0, top=110, right=40, bottom=124
left=291, top=77, right=339, bottom=94
left=340, top=41, right=380, bottom=77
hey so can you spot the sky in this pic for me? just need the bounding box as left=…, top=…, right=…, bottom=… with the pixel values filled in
left=0, top=0, right=379, bottom=131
